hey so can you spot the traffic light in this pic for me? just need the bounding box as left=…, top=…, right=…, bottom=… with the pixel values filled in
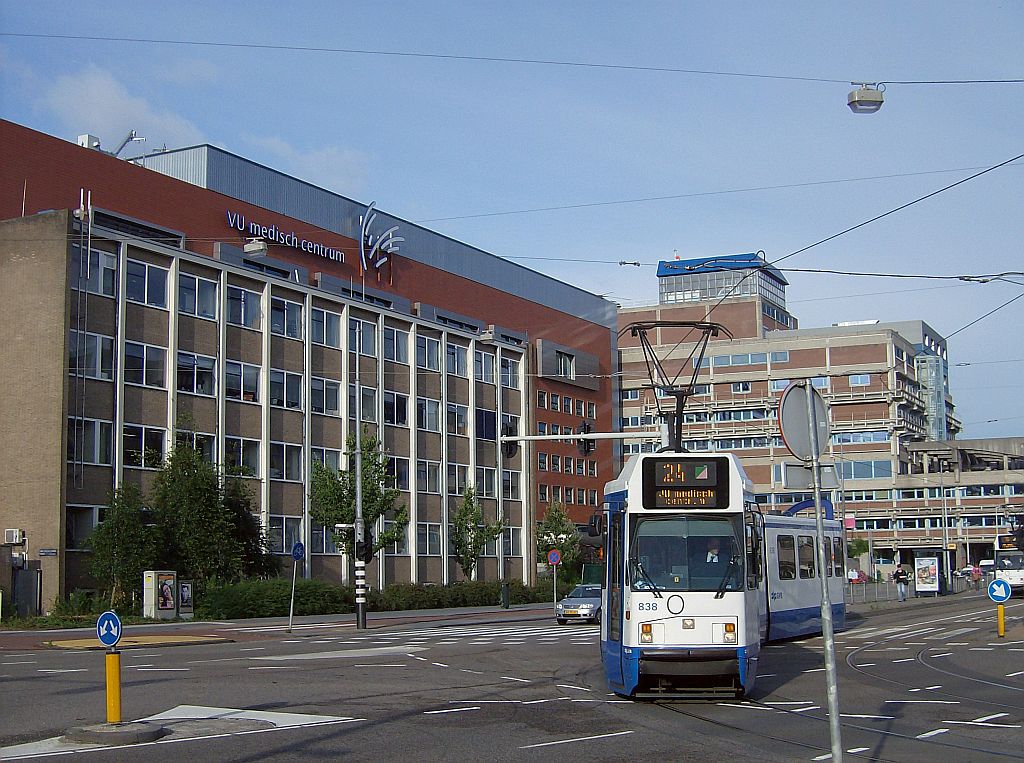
left=500, top=421, right=519, bottom=458
left=576, top=421, right=595, bottom=456
left=355, top=532, right=375, bottom=563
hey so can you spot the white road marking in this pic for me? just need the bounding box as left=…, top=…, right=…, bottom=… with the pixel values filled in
left=926, top=627, right=978, bottom=639
left=432, top=662, right=449, bottom=668
left=812, top=753, right=832, bottom=761
left=841, top=714, right=894, bottom=720
left=1007, top=670, right=1024, bottom=677
left=425, top=707, right=479, bottom=714
left=1, top=661, right=36, bottom=665
left=929, top=652, right=953, bottom=658
left=557, top=684, right=591, bottom=692
left=522, top=698, right=571, bottom=704
left=501, top=675, right=530, bottom=682
left=255, top=646, right=427, bottom=661
left=519, top=731, right=634, bottom=749
left=765, top=701, right=813, bottom=705
left=916, top=729, right=949, bottom=739
left=886, top=700, right=958, bottom=704
left=759, top=673, right=776, bottom=678
left=7, top=654, right=35, bottom=657
left=281, top=640, right=303, bottom=643
left=353, top=664, right=405, bottom=667
left=127, top=664, right=155, bottom=668
left=410, top=655, right=428, bottom=661
left=968, top=647, right=994, bottom=651
left=803, top=668, right=826, bottom=673
left=249, top=666, right=291, bottom=670
left=717, top=703, right=774, bottom=711
left=38, top=669, right=87, bottom=673
left=791, top=706, right=820, bottom=713
left=459, top=668, right=484, bottom=674
left=239, top=647, right=265, bottom=652
left=136, top=668, right=190, bottom=672
left=848, top=748, right=870, bottom=754
left=856, top=663, right=876, bottom=667
left=892, top=658, right=915, bottom=663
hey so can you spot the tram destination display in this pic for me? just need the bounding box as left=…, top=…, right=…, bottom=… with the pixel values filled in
left=641, top=456, right=730, bottom=509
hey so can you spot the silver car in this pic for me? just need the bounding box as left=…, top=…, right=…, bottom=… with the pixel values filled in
left=555, top=584, right=602, bottom=625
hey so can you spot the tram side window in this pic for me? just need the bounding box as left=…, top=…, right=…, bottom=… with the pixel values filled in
left=798, top=535, right=816, bottom=578
left=833, top=537, right=844, bottom=577
left=777, top=535, right=796, bottom=580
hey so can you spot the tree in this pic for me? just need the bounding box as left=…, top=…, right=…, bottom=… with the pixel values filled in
left=309, top=428, right=408, bottom=560
left=846, top=538, right=869, bottom=560
left=223, top=473, right=278, bottom=579
left=87, top=483, right=157, bottom=609
left=150, top=443, right=243, bottom=583
left=536, top=502, right=581, bottom=569
left=449, top=486, right=504, bottom=580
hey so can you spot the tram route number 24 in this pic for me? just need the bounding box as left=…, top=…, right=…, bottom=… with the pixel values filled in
left=637, top=602, right=658, bottom=611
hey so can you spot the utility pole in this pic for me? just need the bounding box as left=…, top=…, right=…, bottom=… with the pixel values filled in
left=353, top=322, right=367, bottom=630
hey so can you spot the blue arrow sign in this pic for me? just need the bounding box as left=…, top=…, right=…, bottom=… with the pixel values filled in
left=988, top=579, right=1012, bottom=603
left=291, top=542, right=305, bottom=561
left=96, top=610, right=122, bottom=648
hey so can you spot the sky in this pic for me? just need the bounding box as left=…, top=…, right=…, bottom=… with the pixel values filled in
left=1, top=2, right=1021, bottom=439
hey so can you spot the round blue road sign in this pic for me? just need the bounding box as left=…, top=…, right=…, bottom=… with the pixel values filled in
left=96, top=610, right=122, bottom=648
left=547, top=549, right=561, bottom=566
left=291, top=542, right=305, bottom=561
left=988, top=578, right=1012, bottom=603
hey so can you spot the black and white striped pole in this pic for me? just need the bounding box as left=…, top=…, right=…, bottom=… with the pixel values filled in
left=353, top=322, right=367, bottom=631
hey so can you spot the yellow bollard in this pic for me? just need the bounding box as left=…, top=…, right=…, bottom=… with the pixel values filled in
left=997, top=604, right=1005, bottom=638
left=105, top=650, right=122, bottom=723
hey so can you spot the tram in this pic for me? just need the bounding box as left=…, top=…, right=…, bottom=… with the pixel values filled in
left=994, top=533, right=1024, bottom=594
left=599, top=451, right=845, bottom=698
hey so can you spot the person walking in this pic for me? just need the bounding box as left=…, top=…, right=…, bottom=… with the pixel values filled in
left=893, top=563, right=910, bottom=602
left=971, top=563, right=982, bottom=591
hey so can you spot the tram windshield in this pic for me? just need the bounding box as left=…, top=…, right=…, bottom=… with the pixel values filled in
left=996, top=552, right=1024, bottom=570
left=628, top=514, right=744, bottom=593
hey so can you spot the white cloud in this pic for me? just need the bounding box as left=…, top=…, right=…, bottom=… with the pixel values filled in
left=156, top=58, right=222, bottom=86
left=38, top=65, right=204, bottom=153
left=243, top=135, right=370, bottom=196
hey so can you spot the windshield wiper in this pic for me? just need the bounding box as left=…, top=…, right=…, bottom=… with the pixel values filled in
left=631, top=559, right=663, bottom=598
left=714, top=554, right=742, bottom=599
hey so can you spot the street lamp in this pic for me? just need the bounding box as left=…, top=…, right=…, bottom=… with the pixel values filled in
left=848, top=83, right=885, bottom=113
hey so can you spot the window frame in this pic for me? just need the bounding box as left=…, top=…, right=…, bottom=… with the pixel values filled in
left=178, top=272, right=218, bottom=320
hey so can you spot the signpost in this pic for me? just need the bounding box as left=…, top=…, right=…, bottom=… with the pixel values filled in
left=287, top=542, right=305, bottom=634
left=988, top=578, right=1011, bottom=637
left=779, top=380, right=842, bottom=763
left=96, top=611, right=122, bottom=723
left=548, top=549, right=561, bottom=610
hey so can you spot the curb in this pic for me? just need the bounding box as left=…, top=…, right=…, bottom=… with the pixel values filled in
left=63, top=722, right=168, bottom=745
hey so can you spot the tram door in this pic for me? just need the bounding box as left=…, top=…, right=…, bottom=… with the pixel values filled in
left=604, top=512, right=625, bottom=686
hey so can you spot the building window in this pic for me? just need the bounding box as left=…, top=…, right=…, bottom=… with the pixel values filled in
left=588, top=489, right=598, bottom=506
left=176, top=430, right=216, bottom=462
left=384, top=520, right=409, bottom=555
left=565, top=487, right=575, bottom=504
left=474, top=350, right=496, bottom=383
left=226, top=360, right=260, bottom=402
left=69, top=330, right=115, bottom=381
left=811, top=376, right=830, bottom=390
left=588, top=460, right=597, bottom=477
left=387, top=456, right=410, bottom=490
left=538, top=484, right=549, bottom=502
left=538, top=422, right=547, bottom=435
left=621, top=388, right=641, bottom=401
left=502, top=470, right=521, bottom=500
left=384, top=326, right=409, bottom=363
left=225, top=436, right=260, bottom=476
left=269, top=442, right=303, bottom=481
left=417, top=335, right=441, bottom=371
left=125, top=259, right=167, bottom=308
left=770, top=351, right=790, bottom=364
left=417, top=397, right=441, bottom=432
left=348, top=385, right=377, bottom=422
left=270, top=370, right=303, bottom=409
left=537, top=390, right=547, bottom=409
left=476, top=467, right=497, bottom=498
left=122, top=342, right=166, bottom=388
left=310, top=523, right=340, bottom=554
left=550, top=455, right=561, bottom=472
left=271, top=297, right=303, bottom=339
left=227, top=286, right=262, bottom=329
left=349, top=318, right=377, bottom=355
left=178, top=273, right=217, bottom=320
left=476, top=408, right=497, bottom=440
left=417, top=460, right=441, bottom=493
left=447, top=463, right=470, bottom=495
left=310, top=446, right=342, bottom=472
left=501, top=413, right=520, bottom=439
left=66, top=505, right=104, bottom=550
left=312, top=308, right=342, bottom=348
left=849, top=374, right=871, bottom=387
left=417, top=522, right=442, bottom=556
left=555, top=351, right=575, bottom=380
left=501, top=356, right=521, bottom=389
left=770, top=379, right=790, bottom=393
left=538, top=452, right=548, bottom=471
left=383, top=391, right=409, bottom=426
left=732, top=381, right=752, bottom=394
left=446, top=343, right=468, bottom=376
left=268, top=515, right=302, bottom=554
left=839, top=460, right=894, bottom=480
left=71, top=246, right=117, bottom=297
left=502, top=527, right=522, bottom=557
left=447, top=403, right=469, bottom=435
left=66, top=418, right=113, bottom=465
left=588, top=401, right=596, bottom=418
left=123, top=424, right=165, bottom=468
left=550, top=394, right=560, bottom=412
left=311, top=377, right=341, bottom=416
left=563, top=456, right=574, bottom=474
left=177, top=352, right=217, bottom=396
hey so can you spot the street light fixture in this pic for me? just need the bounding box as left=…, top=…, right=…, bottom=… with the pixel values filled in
left=848, top=83, right=885, bottom=113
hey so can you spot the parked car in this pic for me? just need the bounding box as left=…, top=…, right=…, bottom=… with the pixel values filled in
left=555, top=584, right=602, bottom=625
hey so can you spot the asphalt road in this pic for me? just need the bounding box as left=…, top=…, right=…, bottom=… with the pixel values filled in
left=1, top=591, right=1022, bottom=762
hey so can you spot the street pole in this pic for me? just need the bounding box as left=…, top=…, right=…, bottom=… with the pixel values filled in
left=806, top=385, right=843, bottom=763
left=353, top=322, right=367, bottom=630
left=940, top=465, right=951, bottom=593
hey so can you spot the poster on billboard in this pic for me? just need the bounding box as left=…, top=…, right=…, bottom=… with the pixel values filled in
left=157, top=572, right=176, bottom=610
left=915, top=557, right=939, bottom=593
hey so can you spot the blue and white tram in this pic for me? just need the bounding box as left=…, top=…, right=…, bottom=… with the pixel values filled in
left=600, top=452, right=845, bottom=698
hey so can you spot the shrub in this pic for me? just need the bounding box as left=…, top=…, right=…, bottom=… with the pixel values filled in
left=198, top=578, right=352, bottom=619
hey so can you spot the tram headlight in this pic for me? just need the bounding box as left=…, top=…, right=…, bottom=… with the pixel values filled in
left=681, top=618, right=695, bottom=629
left=723, top=622, right=737, bottom=644
left=641, top=623, right=653, bottom=643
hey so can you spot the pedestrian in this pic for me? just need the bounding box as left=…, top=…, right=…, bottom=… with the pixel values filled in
left=893, top=563, right=910, bottom=602
left=971, top=563, right=982, bottom=591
